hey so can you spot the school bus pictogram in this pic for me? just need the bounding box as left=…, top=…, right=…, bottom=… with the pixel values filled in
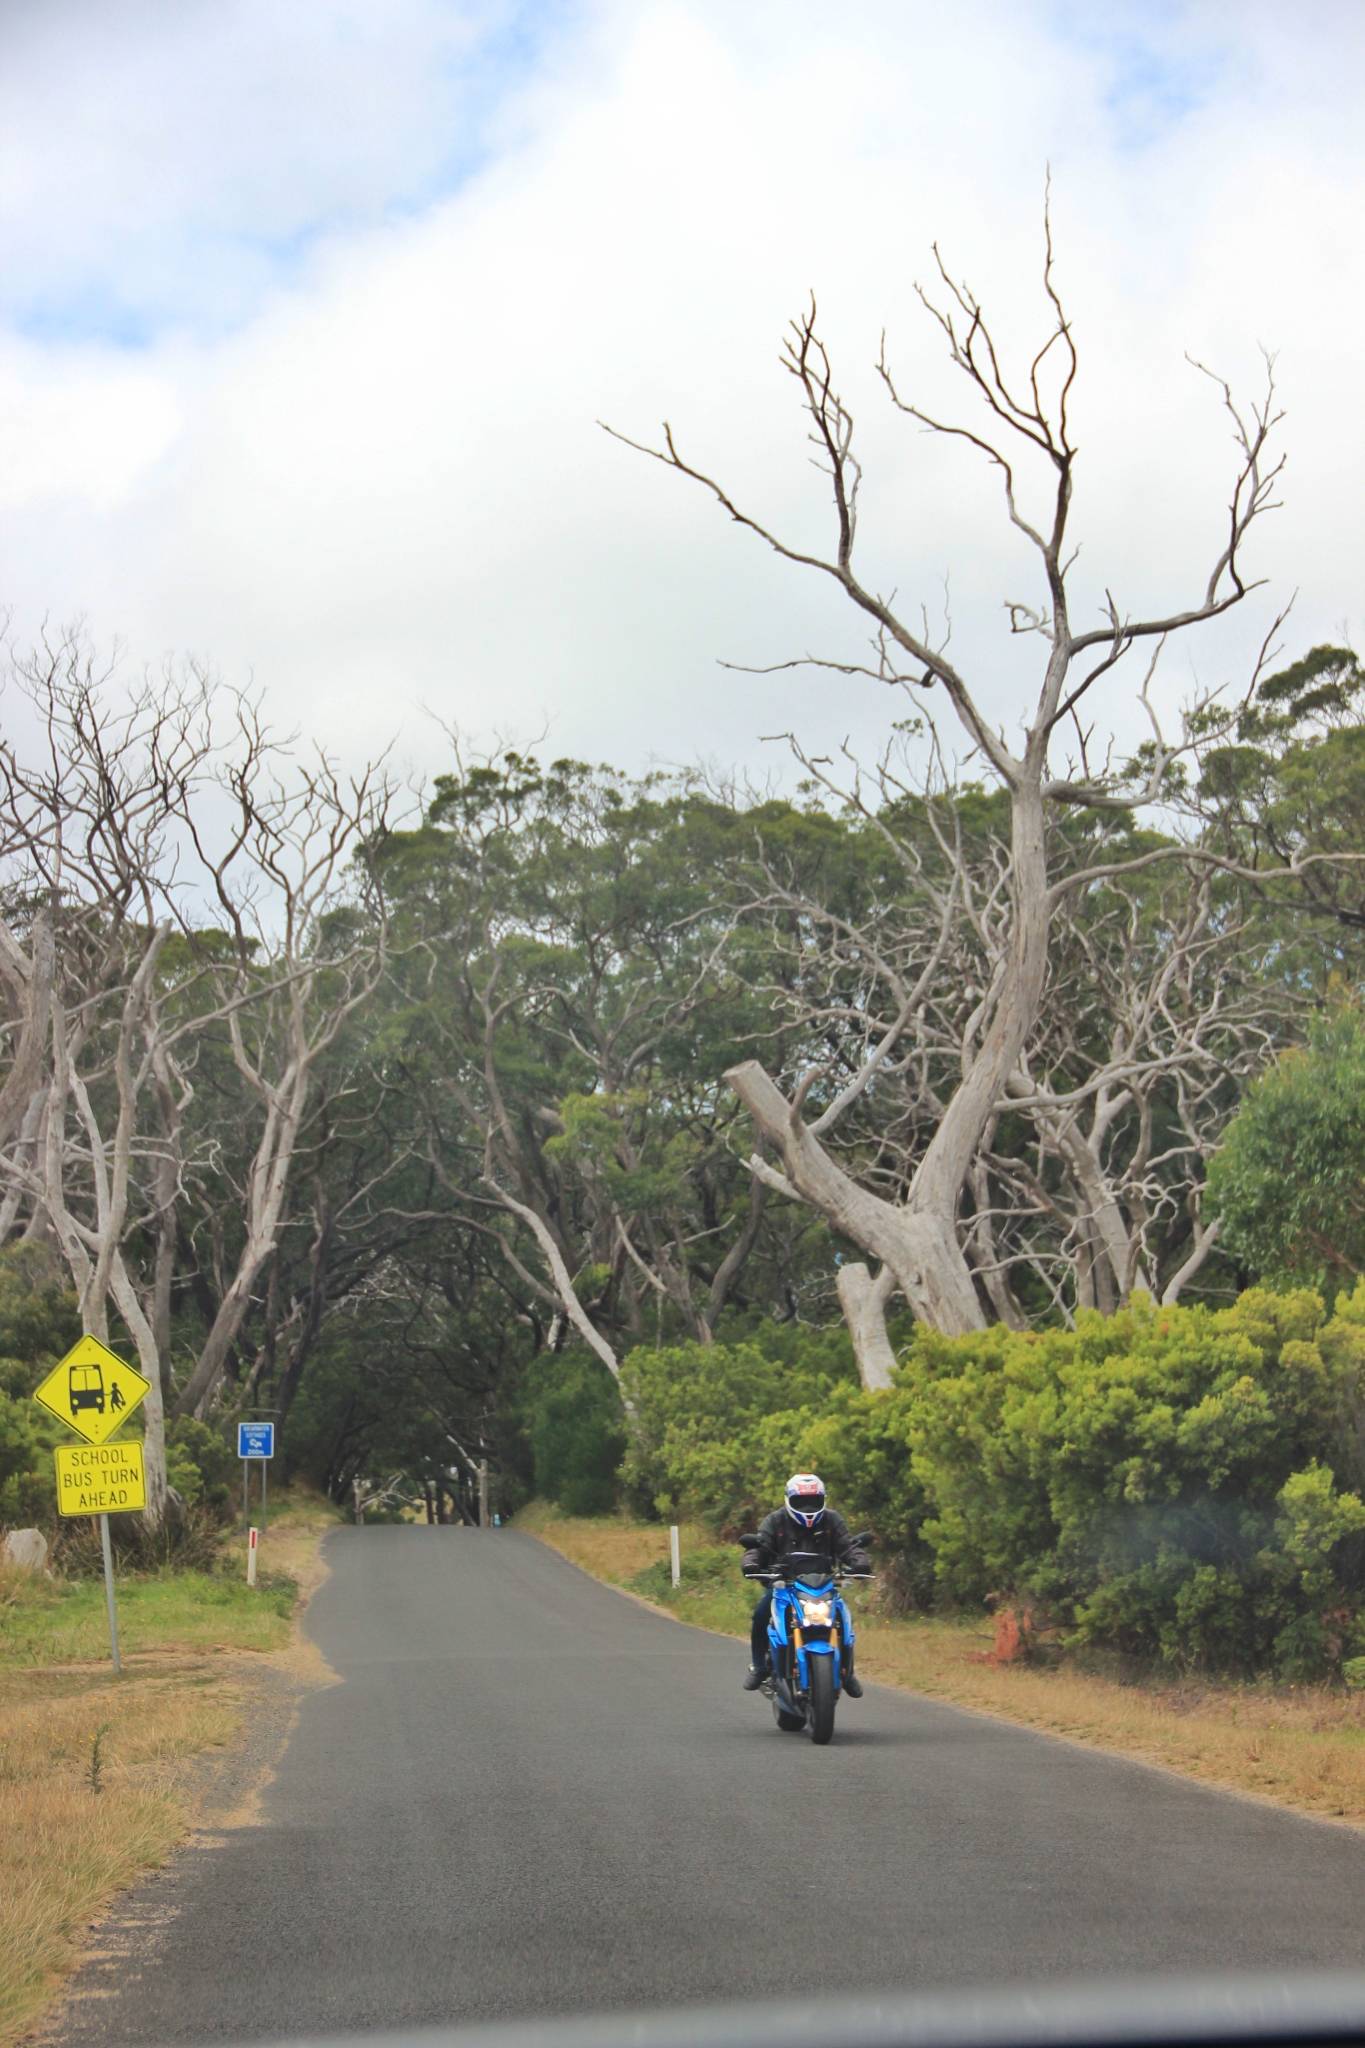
left=69, top=1361, right=106, bottom=1414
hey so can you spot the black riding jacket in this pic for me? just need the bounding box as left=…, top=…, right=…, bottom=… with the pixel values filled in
left=743, top=1507, right=869, bottom=1580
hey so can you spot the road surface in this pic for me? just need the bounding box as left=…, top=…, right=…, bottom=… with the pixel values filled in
left=47, top=1527, right=1365, bottom=2043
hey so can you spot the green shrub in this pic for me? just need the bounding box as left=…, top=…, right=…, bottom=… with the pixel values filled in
left=165, top=1417, right=238, bottom=1518
left=0, top=1245, right=80, bottom=1399
left=889, top=1287, right=1365, bottom=1675
left=0, top=1390, right=55, bottom=1525
left=619, top=1335, right=856, bottom=1528
left=631, top=1543, right=739, bottom=1603
left=617, top=1286, right=1365, bottom=1676
left=53, top=1500, right=228, bottom=1575
left=526, top=1351, right=627, bottom=1516
left=1208, top=1004, right=1365, bottom=1291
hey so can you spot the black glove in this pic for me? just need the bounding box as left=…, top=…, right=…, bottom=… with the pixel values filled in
left=844, top=1550, right=871, bottom=1575
left=742, top=1551, right=767, bottom=1578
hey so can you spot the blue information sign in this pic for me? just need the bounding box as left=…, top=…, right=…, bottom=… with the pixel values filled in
left=237, top=1422, right=275, bottom=1459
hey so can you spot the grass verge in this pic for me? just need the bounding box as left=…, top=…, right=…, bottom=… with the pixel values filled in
left=516, top=1500, right=1365, bottom=1828
left=0, top=1482, right=342, bottom=2046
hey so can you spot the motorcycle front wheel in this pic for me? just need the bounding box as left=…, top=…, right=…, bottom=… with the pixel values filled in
left=808, top=1655, right=836, bottom=1744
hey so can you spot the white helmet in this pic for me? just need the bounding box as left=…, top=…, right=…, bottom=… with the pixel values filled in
left=784, top=1472, right=826, bottom=1529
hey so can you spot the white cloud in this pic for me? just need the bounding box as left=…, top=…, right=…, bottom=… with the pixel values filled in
left=0, top=0, right=557, bottom=337
left=1, top=0, right=1361, bottom=786
left=0, top=342, right=183, bottom=513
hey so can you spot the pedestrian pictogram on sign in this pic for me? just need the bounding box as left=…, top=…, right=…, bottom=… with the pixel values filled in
left=34, top=1337, right=151, bottom=1447
left=54, top=1441, right=147, bottom=1516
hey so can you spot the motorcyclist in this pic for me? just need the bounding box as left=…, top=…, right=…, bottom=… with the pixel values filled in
left=741, top=1472, right=870, bottom=1696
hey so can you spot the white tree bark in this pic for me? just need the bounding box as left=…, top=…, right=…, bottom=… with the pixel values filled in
left=836, top=1261, right=899, bottom=1390
left=489, top=1183, right=621, bottom=1377
left=728, top=1058, right=988, bottom=1333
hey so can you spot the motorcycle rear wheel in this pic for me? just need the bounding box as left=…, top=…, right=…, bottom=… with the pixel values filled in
left=773, top=1697, right=805, bottom=1731
left=808, top=1655, right=836, bottom=1745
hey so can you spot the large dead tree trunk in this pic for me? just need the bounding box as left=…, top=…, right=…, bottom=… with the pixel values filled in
left=728, top=1058, right=986, bottom=1331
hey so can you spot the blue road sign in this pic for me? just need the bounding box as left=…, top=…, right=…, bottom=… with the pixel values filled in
left=238, top=1422, right=275, bottom=1459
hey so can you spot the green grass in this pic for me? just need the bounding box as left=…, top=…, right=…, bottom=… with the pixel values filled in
left=0, top=1565, right=297, bottom=1671
left=629, top=1544, right=758, bottom=1635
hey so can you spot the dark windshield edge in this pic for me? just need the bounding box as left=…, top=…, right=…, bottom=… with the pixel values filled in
left=225, top=1969, right=1365, bottom=2048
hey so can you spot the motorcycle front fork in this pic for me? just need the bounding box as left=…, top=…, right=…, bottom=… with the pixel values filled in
left=774, top=1630, right=853, bottom=1685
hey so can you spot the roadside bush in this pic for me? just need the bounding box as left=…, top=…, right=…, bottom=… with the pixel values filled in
left=620, top=1286, right=1365, bottom=1676
left=0, top=1248, right=79, bottom=1530
left=1208, top=1004, right=1365, bottom=1293
left=619, top=1335, right=857, bottom=1529
left=165, top=1417, right=238, bottom=1519
left=872, top=1288, right=1365, bottom=1675
left=0, top=1245, right=80, bottom=1398
left=526, top=1351, right=627, bottom=1516
left=54, top=1500, right=228, bottom=1574
left=0, top=1392, right=56, bottom=1525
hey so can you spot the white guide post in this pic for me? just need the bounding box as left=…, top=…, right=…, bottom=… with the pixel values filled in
left=247, top=1526, right=259, bottom=1586
left=670, top=1525, right=681, bottom=1589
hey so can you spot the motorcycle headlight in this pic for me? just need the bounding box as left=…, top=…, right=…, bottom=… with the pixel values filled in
left=798, top=1595, right=833, bottom=1624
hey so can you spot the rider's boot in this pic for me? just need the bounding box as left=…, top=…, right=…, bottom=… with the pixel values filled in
left=842, top=1656, right=863, bottom=1698
left=742, top=1665, right=766, bottom=1691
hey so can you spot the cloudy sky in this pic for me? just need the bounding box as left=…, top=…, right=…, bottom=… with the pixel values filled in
left=1, top=0, right=1362, bottom=788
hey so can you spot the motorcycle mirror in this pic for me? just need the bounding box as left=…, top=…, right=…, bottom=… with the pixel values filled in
left=736, top=1534, right=762, bottom=1548
left=851, top=1531, right=874, bottom=1547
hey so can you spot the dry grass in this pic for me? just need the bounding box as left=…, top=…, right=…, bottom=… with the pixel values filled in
left=0, top=1661, right=239, bottom=2043
left=851, top=1616, right=1365, bottom=1824
left=515, top=1499, right=676, bottom=1585
left=518, top=1502, right=1365, bottom=1829
left=0, top=1482, right=342, bottom=2045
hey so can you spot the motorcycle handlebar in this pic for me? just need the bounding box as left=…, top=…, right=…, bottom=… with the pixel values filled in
left=741, top=1568, right=873, bottom=1582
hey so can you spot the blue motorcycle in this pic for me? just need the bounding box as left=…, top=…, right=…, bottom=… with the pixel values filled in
left=738, top=1535, right=871, bottom=1745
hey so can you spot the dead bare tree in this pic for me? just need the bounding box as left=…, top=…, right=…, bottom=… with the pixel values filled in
left=721, top=731, right=1299, bottom=1376
left=608, top=211, right=1292, bottom=1340
left=171, top=707, right=395, bottom=1419
left=992, top=864, right=1290, bottom=1316
left=0, top=633, right=399, bottom=1502
left=0, top=632, right=221, bottom=1525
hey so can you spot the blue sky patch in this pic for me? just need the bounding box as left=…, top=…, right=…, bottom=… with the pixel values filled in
left=1052, top=1, right=1232, bottom=150
left=0, top=0, right=581, bottom=352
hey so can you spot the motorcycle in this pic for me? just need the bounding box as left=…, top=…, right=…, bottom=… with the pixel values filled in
left=737, top=1533, right=872, bottom=1745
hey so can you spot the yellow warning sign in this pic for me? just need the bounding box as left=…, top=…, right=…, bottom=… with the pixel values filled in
left=34, top=1337, right=151, bottom=1446
left=54, top=1441, right=147, bottom=1517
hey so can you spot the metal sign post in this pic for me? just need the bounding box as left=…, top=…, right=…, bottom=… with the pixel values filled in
left=100, top=1515, right=122, bottom=1671
left=36, top=1338, right=151, bottom=1676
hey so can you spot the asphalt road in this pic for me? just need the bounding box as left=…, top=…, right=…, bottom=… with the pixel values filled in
left=47, top=1527, right=1365, bottom=2044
